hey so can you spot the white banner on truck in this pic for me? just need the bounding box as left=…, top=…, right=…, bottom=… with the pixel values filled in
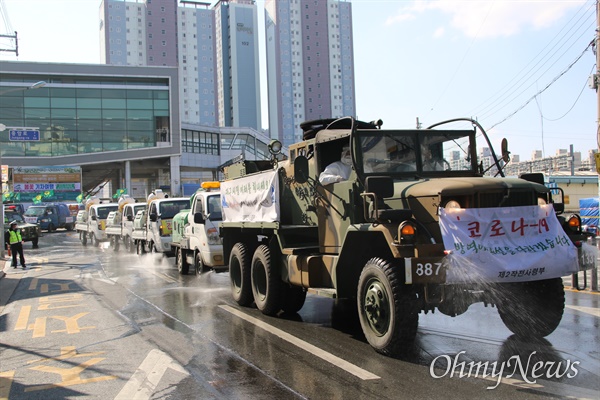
left=221, top=170, right=279, bottom=223
left=439, top=204, right=578, bottom=283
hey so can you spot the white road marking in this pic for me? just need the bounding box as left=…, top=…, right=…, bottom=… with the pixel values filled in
left=566, top=305, right=600, bottom=318
left=220, top=305, right=380, bottom=381
left=114, top=349, right=189, bottom=400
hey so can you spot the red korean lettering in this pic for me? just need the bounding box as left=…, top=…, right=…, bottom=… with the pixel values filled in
left=468, top=221, right=482, bottom=238
left=511, top=218, right=527, bottom=236
left=490, top=220, right=505, bottom=237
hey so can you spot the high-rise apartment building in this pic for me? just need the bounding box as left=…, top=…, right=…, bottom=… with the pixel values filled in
left=100, top=0, right=260, bottom=130
left=214, top=0, right=262, bottom=130
left=265, top=0, right=356, bottom=146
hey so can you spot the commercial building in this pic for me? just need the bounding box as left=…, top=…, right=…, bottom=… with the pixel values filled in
left=265, top=0, right=356, bottom=146
left=0, top=61, right=277, bottom=199
left=0, top=61, right=181, bottom=197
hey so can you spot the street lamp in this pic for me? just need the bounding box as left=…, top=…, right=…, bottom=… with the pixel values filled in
left=0, top=81, right=47, bottom=259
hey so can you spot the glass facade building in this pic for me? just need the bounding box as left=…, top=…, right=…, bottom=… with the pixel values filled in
left=0, top=76, right=171, bottom=158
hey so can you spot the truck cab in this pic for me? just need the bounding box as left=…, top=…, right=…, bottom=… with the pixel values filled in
left=145, top=192, right=189, bottom=255
left=87, top=203, right=118, bottom=245
left=170, top=182, right=225, bottom=275
left=25, top=203, right=74, bottom=232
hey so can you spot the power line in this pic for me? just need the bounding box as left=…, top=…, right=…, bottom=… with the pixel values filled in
left=468, top=1, right=595, bottom=120
left=541, top=64, right=595, bottom=122
left=488, top=42, right=593, bottom=130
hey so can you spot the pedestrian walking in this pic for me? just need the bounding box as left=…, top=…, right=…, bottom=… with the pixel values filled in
left=5, top=221, right=26, bottom=269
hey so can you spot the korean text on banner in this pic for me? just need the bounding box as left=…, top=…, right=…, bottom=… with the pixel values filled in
left=221, top=170, right=279, bottom=223
left=439, top=204, right=578, bottom=283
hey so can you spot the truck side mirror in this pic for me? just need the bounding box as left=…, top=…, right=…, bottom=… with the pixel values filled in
left=91, top=215, right=97, bottom=221
left=193, top=212, right=205, bottom=224
left=365, top=176, right=394, bottom=199
left=149, top=213, right=158, bottom=222
left=294, top=155, right=309, bottom=184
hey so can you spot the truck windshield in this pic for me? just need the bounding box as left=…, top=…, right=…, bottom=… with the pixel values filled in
left=159, top=200, right=189, bottom=219
left=207, top=195, right=222, bottom=221
left=24, top=207, right=45, bottom=216
left=357, top=130, right=475, bottom=175
left=97, top=206, right=118, bottom=219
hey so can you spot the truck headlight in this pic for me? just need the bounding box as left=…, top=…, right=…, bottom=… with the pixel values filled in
left=207, top=228, right=221, bottom=245
left=444, top=200, right=461, bottom=209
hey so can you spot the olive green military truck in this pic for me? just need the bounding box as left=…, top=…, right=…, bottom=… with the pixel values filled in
left=219, top=117, right=592, bottom=357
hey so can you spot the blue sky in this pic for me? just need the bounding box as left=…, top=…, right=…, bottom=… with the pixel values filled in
left=0, top=0, right=596, bottom=161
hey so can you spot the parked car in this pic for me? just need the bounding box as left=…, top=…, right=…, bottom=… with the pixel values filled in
left=4, top=207, right=40, bottom=248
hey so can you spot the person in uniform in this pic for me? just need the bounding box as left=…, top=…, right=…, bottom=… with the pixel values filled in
left=5, top=221, right=26, bottom=269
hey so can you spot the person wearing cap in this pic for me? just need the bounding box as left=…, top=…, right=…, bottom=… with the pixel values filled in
left=5, top=221, right=26, bottom=269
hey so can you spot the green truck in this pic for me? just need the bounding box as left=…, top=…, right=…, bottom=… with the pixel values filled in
left=218, top=117, right=593, bottom=357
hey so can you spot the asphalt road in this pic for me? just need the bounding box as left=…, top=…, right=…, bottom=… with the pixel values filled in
left=0, top=230, right=598, bottom=399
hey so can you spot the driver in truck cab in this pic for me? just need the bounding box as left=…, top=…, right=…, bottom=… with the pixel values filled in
left=319, top=145, right=353, bottom=185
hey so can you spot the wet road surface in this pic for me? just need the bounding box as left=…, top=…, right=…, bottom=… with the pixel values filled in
left=1, top=230, right=598, bottom=399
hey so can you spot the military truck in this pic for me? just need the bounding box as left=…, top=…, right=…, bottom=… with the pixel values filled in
left=169, top=182, right=225, bottom=275
left=105, top=195, right=147, bottom=252
left=219, top=117, right=592, bottom=357
left=133, top=190, right=189, bottom=258
left=76, top=197, right=118, bottom=246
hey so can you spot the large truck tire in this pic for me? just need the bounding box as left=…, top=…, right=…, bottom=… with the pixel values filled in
left=496, top=278, right=564, bottom=338
left=65, top=223, right=74, bottom=231
left=47, top=223, right=55, bottom=233
left=281, top=285, right=307, bottom=314
left=32, top=238, right=39, bottom=248
left=80, top=231, right=88, bottom=246
left=357, top=258, right=418, bottom=357
left=176, top=248, right=189, bottom=275
left=229, top=242, right=253, bottom=306
left=251, top=245, right=282, bottom=316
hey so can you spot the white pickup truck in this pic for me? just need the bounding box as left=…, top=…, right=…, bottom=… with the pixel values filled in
left=169, top=182, right=225, bottom=275
left=105, top=196, right=147, bottom=252
left=76, top=198, right=118, bottom=246
left=131, top=190, right=189, bottom=259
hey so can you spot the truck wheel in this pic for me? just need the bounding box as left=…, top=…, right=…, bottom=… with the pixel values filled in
left=90, top=234, right=96, bottom=246
left=229, top=243, right=252, bottom=306
left=497, top=278, right=564, bottom=337
left=357, top=258, right=418, bottom=357
left=66, top=224, right=74, bottom=231
left=124, top=236, right=133, bottom=253
left=176, top=248, right=189, bottom=275
left=136, top=240, right=146, bottom=255
left=80, top=232, right=88, bottom=246
left=195, top=252, right=207, bottom=275
left=32, top=238, right=39, bottom=249
left=47, top=223, right=55, bottom=233
left=281, top=285, right=307, bottom=314
left=251, top=245, right=282, bottom=316
left=112, top=237, right=120, bottom=252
